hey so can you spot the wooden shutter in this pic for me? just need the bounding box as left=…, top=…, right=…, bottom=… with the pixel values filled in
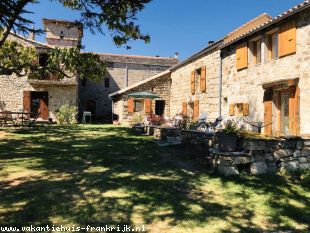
left=128, top=97, right=134, bottom=113
left=191, top=71, right=195, bottom=94
left=182, top=102, right=187, bottom=116
left=23, top=91, right=31, bottom=112
left=200, top=66, right=206, bottom=92
left=243, top=103, right=249, bottom=116
left=279, top=20, right=296, bottom=57
left=229, top=104, right=235, bottom=116
left=236, top=42, right=248, bottom=70
left=144, top=98, right=151, bottom=114
left=289, top=86, right=300, bottom=135
left=193, top=100, right=199, bottom=120
left=264, top=90, right=273, bottom=136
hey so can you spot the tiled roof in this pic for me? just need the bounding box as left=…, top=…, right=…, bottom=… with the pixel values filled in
left=90, top=52, right=179, bottom=61
left=221, top=0, right=310, bottom=47
left=9, top=32, right=52, bottom=48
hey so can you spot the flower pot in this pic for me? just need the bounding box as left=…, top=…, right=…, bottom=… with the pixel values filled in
left=218, top=134, right=239, bottom=152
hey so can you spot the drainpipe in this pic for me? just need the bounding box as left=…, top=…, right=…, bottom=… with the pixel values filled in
left=218, top=50, right=223, bottom=117
left=125, top=61, right=128, bottom=87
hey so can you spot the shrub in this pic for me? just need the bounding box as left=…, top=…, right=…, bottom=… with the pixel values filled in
left=146, top=114, right=165, bottom=126
left=219, top=117, right=246, bottom=136
left=56, top=104, right=77, bottom=125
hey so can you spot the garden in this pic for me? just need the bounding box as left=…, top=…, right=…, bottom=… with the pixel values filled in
left=0, top=125, right=309, bottom=232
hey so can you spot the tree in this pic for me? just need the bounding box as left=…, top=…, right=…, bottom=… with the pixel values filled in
left=0, top=39, right=106, bottom=80
left=0, top=0, right=151, bottom=80
left=0, top=0, right=151, bottom=47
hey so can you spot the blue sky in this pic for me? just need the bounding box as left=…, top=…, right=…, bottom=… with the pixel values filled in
left=26, top=0, right=302, bottom=61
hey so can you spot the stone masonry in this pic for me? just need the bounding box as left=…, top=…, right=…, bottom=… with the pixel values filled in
left=112, top=72, right=171, bottom=125
left=79, top=54, right=178, bottom=120
left=221, top=8, right=310, bottom=135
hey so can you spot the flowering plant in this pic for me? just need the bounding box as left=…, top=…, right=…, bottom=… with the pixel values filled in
left=218, top=117, right=246, bottom=136
left=146, top=114, right=165, bottom=126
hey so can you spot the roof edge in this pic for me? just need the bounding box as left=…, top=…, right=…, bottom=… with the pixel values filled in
left=109, top=69, right=171, bottom=98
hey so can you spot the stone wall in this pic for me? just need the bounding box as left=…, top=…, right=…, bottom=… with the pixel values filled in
left=0, top=74, right=77, bottom=122
left=170, top=49, right=221, bottom=121
left=0, top=34, right=78, bottom=122
left=112, top=73, right=171, bottom=125
left=221, top=10, right=310, bottom=135
left=79, top=54, right=178, bottom=120
left=180, top=130, right=310, bottom=175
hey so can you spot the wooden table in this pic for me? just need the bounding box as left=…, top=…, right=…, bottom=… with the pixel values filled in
left=0, top=111, right=31, bottom=126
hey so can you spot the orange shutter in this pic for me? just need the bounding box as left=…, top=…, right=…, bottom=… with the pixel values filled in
left=182, top=102, right=187, bottom=116
left=23, top=91, right=31, bottom=112
left=193, top=100, right=199, bottom=120
left=289, top=86, right=300, bottom=135
left=144, top=98, right=151, bottom=114
left=191, top=71, right=195, bottom=94
left=236, top=42, right=248, bottom=70
left=264, top=90, right=273, bottom=136
left=200, top=66, right=206, bottom=92
left=243, top=103, right=249, bottom=116
left=229, top=104, right=235, bottom=116
left=279, top=20, right=296, bottom=57
left=128, top=97, right=134, bottom=113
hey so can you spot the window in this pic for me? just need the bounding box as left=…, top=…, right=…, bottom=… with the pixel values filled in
left=134, top=100, right=144, bottom=112
left=39, top=53, right=48, bottom=67
left=252, top=40, right=261, bottom=64
left=104, top=78, right=110, bottom=88
left=267, top=33, right=278, bottom=60
left=106, top=62, right=114, bottom=68
left=155, top=100, right=165, bottom=115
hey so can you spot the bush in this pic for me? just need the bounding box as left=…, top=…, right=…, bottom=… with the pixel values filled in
left=56, top=104, right=77, bottom=125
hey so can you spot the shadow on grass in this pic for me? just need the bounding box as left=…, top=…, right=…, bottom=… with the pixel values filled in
left=0, top=125, right=309, bottom=232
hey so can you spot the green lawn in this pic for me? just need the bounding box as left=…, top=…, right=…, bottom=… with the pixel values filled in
left=0, top=125, right=309, bottom=232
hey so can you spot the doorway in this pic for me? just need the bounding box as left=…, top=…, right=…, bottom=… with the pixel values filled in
left=264, top=86, right=299, bottom=136
left=31, top=92, right=49, bottom=120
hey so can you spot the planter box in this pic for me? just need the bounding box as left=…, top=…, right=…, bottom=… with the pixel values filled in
left=218, top=134, right=239, bottom=152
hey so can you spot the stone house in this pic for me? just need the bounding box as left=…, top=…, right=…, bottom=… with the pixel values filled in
left=0, top=19, right=178, bottom=122
left=110, top=1, right=310, bottom=137
left=109, top=70, right=171, bottom=124
left=0, top=19, right=81, bottom=122
left=78, top=54, right=178, bottom=121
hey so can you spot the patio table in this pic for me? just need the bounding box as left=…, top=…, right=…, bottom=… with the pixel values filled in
left=0, top=111, right=32, bottom=126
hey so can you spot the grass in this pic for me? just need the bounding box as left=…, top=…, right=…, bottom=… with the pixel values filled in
left=0, top=124, right=309, bottom=232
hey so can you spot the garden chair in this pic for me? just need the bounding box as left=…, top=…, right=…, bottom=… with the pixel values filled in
left=24, top=111, right=40, bottom=127
left=1, top=111, right=17, bottom=127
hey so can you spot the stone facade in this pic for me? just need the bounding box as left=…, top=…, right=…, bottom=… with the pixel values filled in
left=111, top=72, right=171, bottom=125
left=0, top=31, right=78, bottom=122
left=170, top=48, right=221, bottom=121
left=79, top=54, right=178, bottom=120
left=221, top=8, right=310, bottom=136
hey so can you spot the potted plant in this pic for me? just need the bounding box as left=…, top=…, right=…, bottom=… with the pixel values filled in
left=217, top=118, right=245, bottom=152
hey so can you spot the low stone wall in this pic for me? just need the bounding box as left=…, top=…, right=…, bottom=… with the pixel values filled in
left=179, top=130, right=310, bottom=175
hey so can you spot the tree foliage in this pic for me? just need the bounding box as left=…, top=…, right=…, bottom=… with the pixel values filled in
left=0, top=39, right=106, bottom=80
left=0, top=0, right=151, bottom=80
left=0, top=0, right=151, bottom=47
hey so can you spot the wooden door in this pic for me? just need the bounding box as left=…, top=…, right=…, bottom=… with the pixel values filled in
left=264, top=90, right=273, bottom=136
left=23, top=91, right=31, bottom=112
left=39, top=92, right=49, bottom=120
left=31, top=92, right=49, bottom=120
left=289, top=86, right=300, bottom=135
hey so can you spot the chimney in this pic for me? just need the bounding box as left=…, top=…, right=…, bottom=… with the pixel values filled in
left=29, top=27, right=35, bottom=41
left=174, top=52, right=179, bottom=59
left=208, top=41, right=214, bottom=45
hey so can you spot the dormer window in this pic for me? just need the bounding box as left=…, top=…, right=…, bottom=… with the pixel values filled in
left=60, top=31, right=64, bottom=39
